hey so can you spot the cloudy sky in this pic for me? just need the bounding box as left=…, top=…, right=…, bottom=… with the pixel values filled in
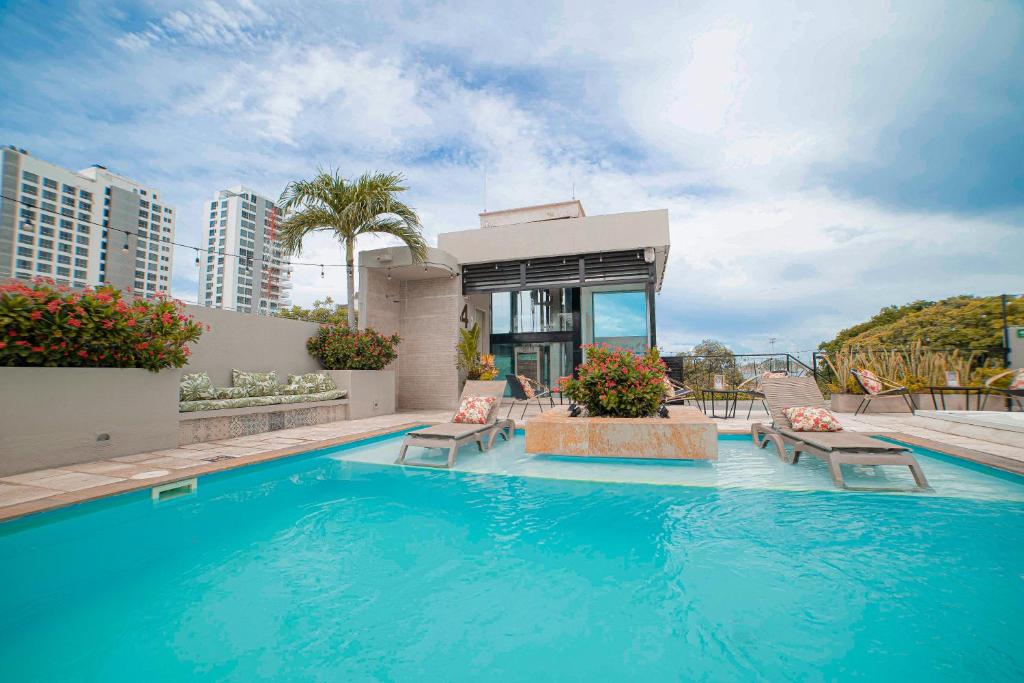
left=2, top=0, right=1021, bottom=355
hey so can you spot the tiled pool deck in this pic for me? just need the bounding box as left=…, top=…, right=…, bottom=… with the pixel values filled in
left=1, top=406, right=1022, bottom=521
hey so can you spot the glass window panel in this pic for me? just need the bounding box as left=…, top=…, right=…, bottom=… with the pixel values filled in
left=592, top=290, right=649, bottom=352
left=491, top=288, right=572, bottom=334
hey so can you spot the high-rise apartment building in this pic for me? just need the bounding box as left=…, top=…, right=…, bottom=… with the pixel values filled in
left=200, top=186, right=292, bottom=314
left=0, top=146, right=175, bottom=295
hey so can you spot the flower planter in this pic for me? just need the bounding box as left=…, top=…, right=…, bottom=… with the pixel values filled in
left=829, top=392, right=984, bottom=413
left=0, top=367, right=181, bottom=477
left=524, top=406, right=717, bottom=460
left=325, top=370, right=395, bottom=419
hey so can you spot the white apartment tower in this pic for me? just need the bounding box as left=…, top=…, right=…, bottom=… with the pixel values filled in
left=200, top=186, right=292, bottom=314
left=0, top=146, right=175, bottom=295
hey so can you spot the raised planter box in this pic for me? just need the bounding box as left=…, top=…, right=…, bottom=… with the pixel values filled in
left=830, top=392, right=1000, bottom=413
left=325, top=370, right=395, bottom=419
left=524, top=406, right=717, bottom=460
left=0, top=367, right=181, bottom=477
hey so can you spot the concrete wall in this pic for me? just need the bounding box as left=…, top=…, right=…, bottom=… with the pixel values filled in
left=0, top=367, right=180, bottom=476
left=184, top=305, right=322, bottom=386
left=326, top=370, right=395, bottom=418
left=394, top=276, right=464, bottom=410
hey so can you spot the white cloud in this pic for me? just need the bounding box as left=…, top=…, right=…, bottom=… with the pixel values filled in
left=6, top=0, right=1021, bottom=352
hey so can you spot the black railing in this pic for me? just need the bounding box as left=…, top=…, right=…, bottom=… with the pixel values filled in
left=664, top=353, right=814, bottom=388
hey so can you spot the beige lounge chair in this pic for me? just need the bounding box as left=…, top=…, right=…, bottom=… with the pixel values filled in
left=396, top=380, right=514, bottom=469
left=752, top=375, right=929, bottom=491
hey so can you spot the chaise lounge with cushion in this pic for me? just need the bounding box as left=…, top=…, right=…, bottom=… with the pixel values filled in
left=752, top=375, right=929, bottom=491
left=179, top=370, right=347, bottom=412
left=397, top=380, right=514, bottom=468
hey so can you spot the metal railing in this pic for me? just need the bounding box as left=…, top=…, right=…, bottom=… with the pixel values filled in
left=664, top=353, right=814, bottom=387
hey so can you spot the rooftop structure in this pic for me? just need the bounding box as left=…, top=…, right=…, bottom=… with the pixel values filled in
left=358, top=199, right=671, bottom=410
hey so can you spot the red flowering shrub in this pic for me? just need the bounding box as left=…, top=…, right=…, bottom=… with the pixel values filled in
left=561, top=344, right=667, bottom=417
left=307, top=325, right=399, bottom=370
left=0, top=278, right=205, bottom=371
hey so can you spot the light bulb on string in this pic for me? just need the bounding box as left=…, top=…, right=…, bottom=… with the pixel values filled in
left=320, top=264, right=325, bottom=279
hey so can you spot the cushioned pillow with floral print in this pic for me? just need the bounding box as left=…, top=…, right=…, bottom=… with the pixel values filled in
left=287, top=373, right=336, bottom=394
left=232, top=370, right=279, bottom=397
left=856, top=369, right=883, bottom=395
left=180, top=372, right=215, bottom=401
left=452, top=396, right=498, bottom=424
left=783, top=406, right=843, bottom=432
left=517, top=375, right=536, bottom=399
left=213, top=386, right=248, bottom=400
left=1010, top=369, right=1024, bottom=390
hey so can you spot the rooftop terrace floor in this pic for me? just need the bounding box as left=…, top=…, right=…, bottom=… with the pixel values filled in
left=1, top=405, right=1021, bottom=521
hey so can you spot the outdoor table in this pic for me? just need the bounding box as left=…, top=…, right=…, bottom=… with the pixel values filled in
left=698, top=388, right=741, bottom=419
left=927, top=386, right=986, bottom=411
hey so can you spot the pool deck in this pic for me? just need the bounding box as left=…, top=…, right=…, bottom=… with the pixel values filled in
left=1, top=406, right=1022, bottom=522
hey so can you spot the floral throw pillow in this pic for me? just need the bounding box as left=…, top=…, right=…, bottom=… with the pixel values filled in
left=180, top=372, right=215, bottom=402
left=1010, top=369, right=1024, bottom=390
left=288, top=373, right=336, bottom=394
left=517, top=375, right=536, bottom=399
left=783, top=406, right=843, bottom=432
left=214, top=386, right=248, bottom=400
left=232, top=370, right=279, bottom=397
left=453, top=396, right=498, bottom=424
left=857, top=369, right=883, bottom=395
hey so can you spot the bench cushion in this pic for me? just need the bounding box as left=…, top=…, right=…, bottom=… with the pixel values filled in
left=179, top=389, right=347, bottom=413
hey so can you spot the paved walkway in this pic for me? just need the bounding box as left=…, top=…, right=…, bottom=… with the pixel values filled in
left=2, top=406, right=1021, bottom=521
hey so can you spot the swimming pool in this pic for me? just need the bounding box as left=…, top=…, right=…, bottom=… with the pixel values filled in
left=2, top=431, right=1022, bottom=681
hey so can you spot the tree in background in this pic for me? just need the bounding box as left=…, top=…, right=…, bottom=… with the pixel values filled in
left=676, top=339, right=743, bottom=387
left=819, top=295, right=1023, bottom=354
left=278, top=170, right=427, bottom=329
left=275, top=297, right=351, bottom=326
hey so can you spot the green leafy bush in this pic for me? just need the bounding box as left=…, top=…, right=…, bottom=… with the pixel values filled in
left=561, top=344, right=667, bottom=418
left=0, top=278, right=205, bottom=371
left=307, top=325, right=399, bottom=370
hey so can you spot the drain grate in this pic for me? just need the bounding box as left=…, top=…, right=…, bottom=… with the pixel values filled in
left=203, top=455, right=235, bottom=463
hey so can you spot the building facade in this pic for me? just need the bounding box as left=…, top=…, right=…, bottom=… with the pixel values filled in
left=0, top=146, right=175, bottom=295
left=200, top=186, right=292, bottom=315
left=358, top=200, right=671, bottom=410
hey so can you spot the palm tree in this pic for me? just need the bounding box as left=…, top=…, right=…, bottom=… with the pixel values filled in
left=278, top=170, right=427, bottom=328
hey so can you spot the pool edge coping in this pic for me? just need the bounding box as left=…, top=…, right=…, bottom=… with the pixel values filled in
left=0, top=422, right=428, bottom=524
left=2, top=425, right=1020, bottom=523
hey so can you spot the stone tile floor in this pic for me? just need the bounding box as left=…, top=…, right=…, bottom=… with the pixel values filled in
left=2, top=404, right=1021, bottom=519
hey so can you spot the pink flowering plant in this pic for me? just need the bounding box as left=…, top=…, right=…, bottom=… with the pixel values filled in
left=561, top=344, right=668, bottom=417
left=307, top=325, right=399, bottom=370
left=0, top=278, right=205, bottom=371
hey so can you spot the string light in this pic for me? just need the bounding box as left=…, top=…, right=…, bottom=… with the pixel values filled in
left=320, top=264, right=325, bottom=279
left=0, top=192, right=459, bottom=277
left=194, top=248, right=200, bottom=267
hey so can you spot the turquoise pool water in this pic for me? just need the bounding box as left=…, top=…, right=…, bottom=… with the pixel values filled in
left=2, top=433, right=1022, bottom=681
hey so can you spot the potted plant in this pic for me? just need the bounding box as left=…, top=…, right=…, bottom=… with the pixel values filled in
left=0, top=278, right=205, bottom=474
left=560, top=344, right=667, bottom=418
left=525, top=344, right=716, bottom=460
left=307, top=324, right=399, bottom=418
left=456, top=323, right=498, bottom=382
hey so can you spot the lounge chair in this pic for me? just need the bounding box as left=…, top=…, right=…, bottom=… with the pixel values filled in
left=396, top=380, right=514, bottom=469
left=850, top=369, right=915, bottom=415
left=664, top=376, right=696, bottom=405
left=752, top=375, right=929, bottom=491
left=736, top=371, right=788, bottom=419
left=982, top=368, right=1024, bottom=411
left=505, top=374, right=555, bottom=419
